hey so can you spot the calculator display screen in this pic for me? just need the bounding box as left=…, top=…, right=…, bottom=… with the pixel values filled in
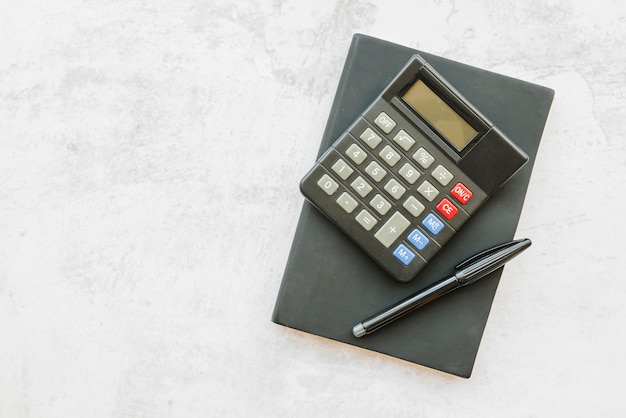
left=402, top=80, right=477, bottom=151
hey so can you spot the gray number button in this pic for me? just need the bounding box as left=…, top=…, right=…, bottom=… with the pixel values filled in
left=379, top=145, right=401, bottom=167
left=317, top=174, right=339, bottom=195
left=346, top=143, right=367, bottom=165
left=331, top=158, right=354, bottom=180
left=384, top=178, right=406, bottom=200
left=350, top=176, right=373, bottom=198
left=370, top=194, right=391, bottom=216
left=398, top=163, right=420, bottom=184
left=359, top=128, right=382, bottom=149
left=364, top=161, right=387, bottom=182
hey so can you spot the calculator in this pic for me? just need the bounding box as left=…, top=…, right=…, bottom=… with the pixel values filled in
left=300, top=55, right=528, bottom=282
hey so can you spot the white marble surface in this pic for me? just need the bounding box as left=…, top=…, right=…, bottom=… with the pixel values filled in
left=1, top=0, right=625, bottom=416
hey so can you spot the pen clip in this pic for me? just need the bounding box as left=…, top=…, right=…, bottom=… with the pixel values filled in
left=454, top=239, right=525, bottom=271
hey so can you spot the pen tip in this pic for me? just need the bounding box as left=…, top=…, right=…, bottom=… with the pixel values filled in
left=352, top=323, right=366, bottom=338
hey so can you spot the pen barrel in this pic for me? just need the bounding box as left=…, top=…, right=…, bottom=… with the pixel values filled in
left=361, top=276, right=460, bottom=334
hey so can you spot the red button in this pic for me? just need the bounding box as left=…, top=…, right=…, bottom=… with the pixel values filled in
left=436, top=198, right=458, bottom=220
left=450, top=182, right=473, bottom=204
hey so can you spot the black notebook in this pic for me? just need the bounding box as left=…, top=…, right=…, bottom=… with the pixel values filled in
left=272, top=34, right=554, bottom=378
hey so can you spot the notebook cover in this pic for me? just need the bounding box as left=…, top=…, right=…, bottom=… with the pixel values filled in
left=272, top=34, right=554, bottom=378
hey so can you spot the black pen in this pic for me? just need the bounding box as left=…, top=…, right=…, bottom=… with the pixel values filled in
left=352, top=238, right=532, bottom=338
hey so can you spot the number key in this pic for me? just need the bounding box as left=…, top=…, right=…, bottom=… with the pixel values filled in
left=384, top=178, right=406, bottom=200
left=350, top=176, right=373, bottom=198
left=331, top=158, right=354, bottom=180
left=359, top=128, right=382, bottom=149
left=317, top=174, right=339, bottom=195
left=370, top=193, right=391, bottom=216
left=346, top=143, right=367, bottom=165
left=379, top=145, right=401, bottom=167
left=364, top=161, right=387, bottom=182
left=398, top=163, right=420, bottom=184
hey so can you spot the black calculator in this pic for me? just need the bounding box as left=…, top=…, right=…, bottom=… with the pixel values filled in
left=300, top=55, right=528, bottom=282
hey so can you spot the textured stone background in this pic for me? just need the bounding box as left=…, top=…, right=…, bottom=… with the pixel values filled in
left=1, top=1, right=625, bottom=416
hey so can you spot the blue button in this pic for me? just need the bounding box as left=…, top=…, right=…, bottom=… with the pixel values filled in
left=422, top=213, right=444, bottom=235
left=407, top=229, right=429, bottom=250
left=393, top=244, right=415, bottom=266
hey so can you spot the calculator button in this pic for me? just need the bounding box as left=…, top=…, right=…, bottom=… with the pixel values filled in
left=336, top=192, right=358, bottom=213
left=374, top=112, right=396, bottom=134
left=417, top=180, right=439, bottom=202
left=422, top=213, right=445, bottom=235
left=317, top=174, right=339, bottom=195
left=393, top=130, right=415, bottom=151
left=331, top=158, right=354, bottom=180
left=413, top=147, right=435, bottom=169
left=356, top=209, right=377, bottom=231
left=364, top=161, right=387, bottom=182
left=346, top=143, right=367, bottom=165
left=407, top=229, right=430, bottom=251
left=359, top=127, right=382, bottom=149
left=370, top=194, right=391, bottom=216
left=398, top=163, right=420, bottom=184
left=450, top=182, right=473, bottom=204
left=350, top=176, right=373, bottom=198
left=403, top=196, right=425, bottom=217
left=393, top=244, right=415, bottom=266
left=436, top=198, right=459, bottom=220
left=384, top=178, right=406, bottom=200
left=432, top=164, right=454, bottom=186
left=379, top=145, right=401, bottom=167
left=374, top=211, right=410, bottom=248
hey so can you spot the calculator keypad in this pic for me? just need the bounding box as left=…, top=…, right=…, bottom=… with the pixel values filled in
left=301, top=100, right=488, bottom=282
